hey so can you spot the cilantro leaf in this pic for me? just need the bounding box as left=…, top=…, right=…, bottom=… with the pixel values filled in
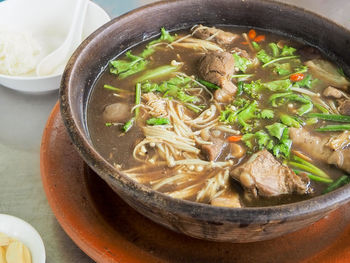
left=257, top=49, right=272, bottom=64
left=232, top=53, right=251, bottom=73
left=266, top=122, right=287, bottom=140
left=280, top=45, right=296, bottom=56
left=260, top=109, right=274, bottom=119
left=263, top=79, right=292, bottom=92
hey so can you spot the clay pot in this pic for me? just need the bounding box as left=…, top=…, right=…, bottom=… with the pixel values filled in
left=59, top=0, right=350, bottom=242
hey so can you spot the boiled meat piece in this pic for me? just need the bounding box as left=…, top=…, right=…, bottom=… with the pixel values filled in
left=198, top=51, right=237, bottom=102
left=290, top=128, right=350, bottom=173
left=231, top=150, right=309, bottom=198
left=192, top=25, right=239, bottom=45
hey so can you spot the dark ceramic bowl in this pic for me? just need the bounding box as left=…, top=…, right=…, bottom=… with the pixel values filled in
left=60, top=0, right=350, bottom=242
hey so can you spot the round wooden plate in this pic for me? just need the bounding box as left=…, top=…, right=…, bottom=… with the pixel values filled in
left=40, top=103, right=350, bottom=263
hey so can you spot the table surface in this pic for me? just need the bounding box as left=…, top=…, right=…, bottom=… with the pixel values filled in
left=1, top=0, right=350, bottom=262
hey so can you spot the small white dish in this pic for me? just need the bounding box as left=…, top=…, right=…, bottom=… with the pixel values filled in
left=0, top=0, right=110, bottom=93
left=0, top=214, right=45, bottom=263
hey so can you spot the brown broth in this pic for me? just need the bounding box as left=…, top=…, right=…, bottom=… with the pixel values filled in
left=87, top=26, right=349, bottom=207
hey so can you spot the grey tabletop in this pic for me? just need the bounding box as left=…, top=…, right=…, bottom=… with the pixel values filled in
left=1, top=0, right=350, bottom=262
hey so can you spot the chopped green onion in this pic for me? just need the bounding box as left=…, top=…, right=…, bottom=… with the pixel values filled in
left=280, top=114, right=301, bottom=128
left=103, top=84, right=127, bottom=92
left=252, top=41, right=260, bottom=51
left=323, top=175, right=350, bottom=194
left=185, top=103, right=204, bottom=113
left=105, top=122, right=112, bottom=127
left=308, top=113, right=350, bottom=123
left=197, top=78, right=220, bottom=90
left=231, top=74, right=254, bottom=79
left=134, top=83, right=141, bottom=118
left=315, top=124, right=350, bottom=132
left=136, top=64, right=180, bottom=83
left=290, top=155, right=330, bottom=179
left=146, top=117, right=170, bottom=125
left=269, top=43, right=280, bottom=57
left=262, top=55, right=299, bottom=68
left=122, top=118, right=135, bottom=132
left=314, top=103, right=329, bottom=114
left=293, top=170, right=333, bottom=184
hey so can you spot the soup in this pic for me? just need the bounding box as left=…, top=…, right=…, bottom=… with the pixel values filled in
left=87, top=25, right=350, bottom=207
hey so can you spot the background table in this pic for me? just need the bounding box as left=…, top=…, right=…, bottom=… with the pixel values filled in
left=1, top=0, right=350, bottom=262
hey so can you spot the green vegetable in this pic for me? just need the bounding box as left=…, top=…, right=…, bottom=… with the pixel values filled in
left=252, top=41, right=261, bottom=51
left=231, top=74, right=254, bottom=80
left=242, top=133, right=255, bottom=149
left=237, top=101, right=258, bottom=131
left=315, top=124, right=350, bottom=132
left=122, top=83, right=142, bottom=132
left=185, top=103, right=205, bottom=113
left=122, top=118, right=135, bottom=132
left=272, top=127, right=292, bottom=158
left=220, top=100, right=258, bottom=132
left=294, top=74, right=313, bottom=89
left=255, top=130, right=274, bottom=150
left=103, top=84, right=127, bottom=93
left=232, top=53, right=251, bottom=73
left=148, top=27, right=176, bottom=46
left=197, top=78, right=220, bottom=90
left=242, top=80, right=263, bottom=99
left=262, top=79, right=292, bottom=92
left=269, top=43, right=280, bottom=57
left=323, top=175, right=350, bottom=194
left=260, top=109, right=274, bottom=119
left=314, top=103, right=329, bottom=114
left=293, top=170, right=333, bottom=184
left=141, top=75, right=199, bottom=105
left=269, top=92, right=313, bottom=116
left=290, top=155, right=330, bottom=179
left=134, top=83, right=141, bottom=117
left=280, top=45, right=296, bottom=56
left=146, top=117, right=170, bottom=125
left=280, top=114, right=301, bottom=128
left=257, top=49, right=272, bottom=64
left=105, top=122, right=112, bottom=127
left=110, top=51, right=148, bottom=79
left=262, top=55, right=299, bottom=68
left=308, top=113, right=350, bottom=123
left=136, top=64, right=180, bottom=83
left=233, top=97, right=249, bottom=108
left=274, top=63, right=292, bottom=76
left=237, top=81, right=244, bottom=96
left=305, top=117, right=318, bottom=125
left=266, top=122, right=287, bottom=140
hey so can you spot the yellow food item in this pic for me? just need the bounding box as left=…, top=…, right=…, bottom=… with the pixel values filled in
left=0, top=233, right=31, bottom=263
left=0, top=247, right=6, bottom=263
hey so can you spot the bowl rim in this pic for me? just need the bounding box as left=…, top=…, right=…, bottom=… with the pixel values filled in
left=0, top=213, right=46, bottom=263
left=60, top=0, right=350, bottom=224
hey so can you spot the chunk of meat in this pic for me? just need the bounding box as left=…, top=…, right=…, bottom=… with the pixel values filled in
left=192, top=25, right=239, bottom=45
left=103, top=103, right=130, bottom=123
left=338, top=99, right=350, bottom=115
left=211, top=191, right=241, bottom=208
left=290, top=128, right=350, bottom=173
left=327, top=131, right=350, bottom=151
left=201, top=138, right=226, bottom=161
left=231, top=150, right=309, bottom=198
left=198, top=51, right=237, bottom=102
left=323, top=86, right=343, bottom=99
